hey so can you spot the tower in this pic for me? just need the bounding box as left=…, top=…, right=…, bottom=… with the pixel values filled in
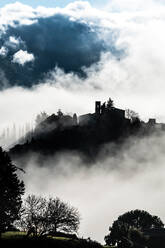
left=73, top=113, right=78, bottom=125
left=95, top=101, right=101, bottom=115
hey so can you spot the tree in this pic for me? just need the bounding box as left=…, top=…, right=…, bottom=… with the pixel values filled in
left=105, top=209, right=164, bottom=246
left=17, top=195, right=47, bottom=236
left=47, top=197, right=80, bottom=234
left=125, top=109, right=139, bottom=122
left=18, top=195, right=80, bottom=236
left=0, top=147, right=25, bottom=236
left=128, top=228, right=147, bottom=246
left=35, top=112, right=48, bottom=126
left=57, top=109, right=63, bottom=117
left=107, top=98, right=114, bottom=110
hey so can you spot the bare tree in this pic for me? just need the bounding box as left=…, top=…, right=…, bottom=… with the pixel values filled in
left=17, top=195, right=80, bottom=237
left=47, top=197, right=80, bottom=234
left=17, top=195, right=47, bottom=236
left=125, top=109, right=139, bottom=122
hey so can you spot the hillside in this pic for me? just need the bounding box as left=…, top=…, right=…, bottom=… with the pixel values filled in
left=1, top=232, right=103, bottom=248
left=9, top=99, right=161, bottom=162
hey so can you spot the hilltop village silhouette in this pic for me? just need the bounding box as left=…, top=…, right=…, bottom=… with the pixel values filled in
left=36, top=98, right=128, bottom=130
left=9, top=98, right=165, bottom=160
left=32, top=98, right=163, bottom=132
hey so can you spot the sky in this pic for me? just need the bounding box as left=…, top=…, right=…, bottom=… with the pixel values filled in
left=0, top=0, right=108, bottom=8
left=1, top=0, right=165, bottom=242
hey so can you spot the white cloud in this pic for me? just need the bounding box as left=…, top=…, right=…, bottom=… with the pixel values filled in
left=0, top=46, right=8, bottom=56
left=0, top=2, right=37, bottom=30
left=9, top=36, right=20, bottom=45
left=4, top=36, right=24, bottom=50
left=12, top=49, right=35, bottom=65
left=106, top=0, right=165, bottom=12
left=0, top=1, right=165, bottom=126
left=0, top=1, right=110, bottom=31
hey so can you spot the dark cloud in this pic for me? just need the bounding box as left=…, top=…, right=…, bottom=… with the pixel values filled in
left=0, top=14, right=122, bottom=88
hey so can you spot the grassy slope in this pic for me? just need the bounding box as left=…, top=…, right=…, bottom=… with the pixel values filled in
left=2, top=231, right=70, bottom=240
left=1, top=232, right=112, bottom=248
left=2, top=231, right=27, bottom=239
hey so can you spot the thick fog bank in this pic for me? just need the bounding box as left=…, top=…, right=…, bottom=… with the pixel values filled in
left=15, top=133, right=165, bottom=243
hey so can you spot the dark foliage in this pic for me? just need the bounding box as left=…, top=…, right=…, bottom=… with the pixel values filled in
left=0, top=147, right=24, bottom=235
left=105, top=209, right=164, bottom=247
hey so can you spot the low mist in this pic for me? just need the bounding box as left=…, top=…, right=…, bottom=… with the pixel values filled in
left=15, top=132, right=165, bottom=243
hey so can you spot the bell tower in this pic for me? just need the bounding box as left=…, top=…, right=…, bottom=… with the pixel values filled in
left=95, top=101, right=101, bottom=115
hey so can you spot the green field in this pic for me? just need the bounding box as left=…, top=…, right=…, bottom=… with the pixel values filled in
left=2, top=231, right=27, bottom=239
left=1, top=232, right=116, bottom=248
left=0, top=231, right=106, bottom=248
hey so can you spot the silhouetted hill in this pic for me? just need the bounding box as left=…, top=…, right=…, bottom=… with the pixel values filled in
left=9, top=99, right=162, bottom=162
